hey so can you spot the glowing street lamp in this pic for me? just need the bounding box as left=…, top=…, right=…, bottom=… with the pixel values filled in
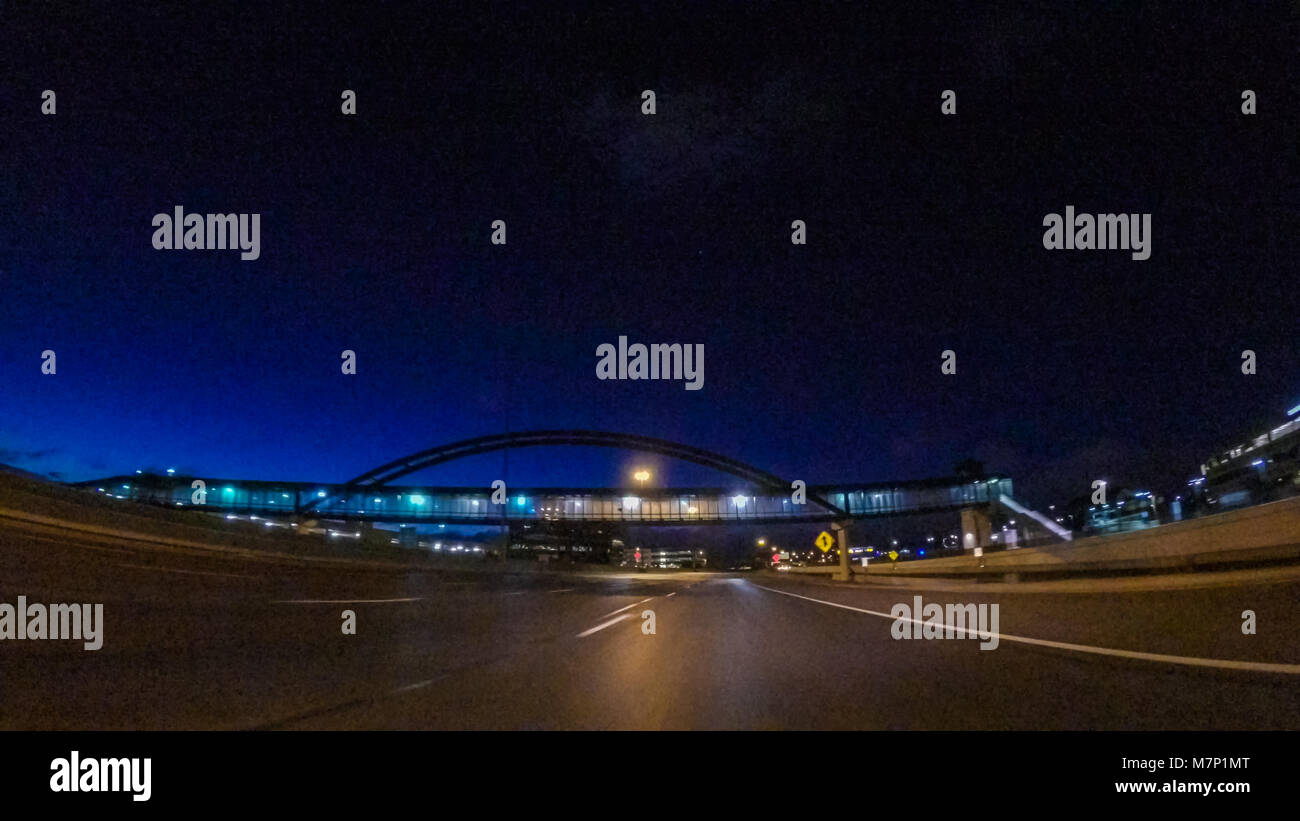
left=633, top=469, right=651, bottom=488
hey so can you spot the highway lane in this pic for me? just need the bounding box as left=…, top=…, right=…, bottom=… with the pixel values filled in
left=283, top=574, right=1300, bottom=730
left=0, top=525, right=697, bottom=729
left=2, top=521, right=1299, bottom=730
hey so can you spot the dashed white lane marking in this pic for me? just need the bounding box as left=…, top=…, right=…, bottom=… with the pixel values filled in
left=390, top=679, right=438, bottom=694
left=116, top=563, right=256, bottom=580
left=751, top=583, right=1300, bottom=675
left=504, top=591, right=528, bottom=596
left=666, top=592, right=677, bottom=598
left=270, top=597, right=423, bottom=604
left=598, top=597, right=654, bottom=619
left=577, top=613, right=634, bottom=638
left=548, top=588, right=575, bottom=593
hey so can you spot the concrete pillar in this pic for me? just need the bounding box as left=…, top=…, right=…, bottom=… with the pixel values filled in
left=832, top=521, right=851, bottom=582
left=961, top=507, right=993, bottom=551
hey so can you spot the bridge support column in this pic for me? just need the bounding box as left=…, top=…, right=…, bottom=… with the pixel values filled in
left=960, top=507, right=993, bottom=552
left=832, top=521, right=851, bottom=582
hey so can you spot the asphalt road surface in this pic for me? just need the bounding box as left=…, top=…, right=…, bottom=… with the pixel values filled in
left=2, top=515, right=1298, bottom=730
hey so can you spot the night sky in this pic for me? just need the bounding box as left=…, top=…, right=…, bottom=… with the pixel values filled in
left=2, top=3, right=1297, bottom=508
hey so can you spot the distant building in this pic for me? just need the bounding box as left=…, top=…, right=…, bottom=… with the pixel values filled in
left=1191, top=403, right=1300, bottom=511
left=613, top=544, right=705, bottom=568
left=646, top=548, right=705, bottom=568
left=1085, top=488, right=1159, bottom=534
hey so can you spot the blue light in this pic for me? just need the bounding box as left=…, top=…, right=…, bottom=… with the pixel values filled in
left=317, top=491, right=327, bottom=498
left=1288, top=403, right=1300, bottom=417
left=516, top=496, right=526, bottom=506
left=919, top=549, right=926, bottom=556
left=223, top=487, right=233, bottom=494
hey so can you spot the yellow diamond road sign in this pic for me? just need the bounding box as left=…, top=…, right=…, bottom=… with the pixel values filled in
left=815, top=531, right=834, bottom=552
left=888, top=550, right=899, bottom=561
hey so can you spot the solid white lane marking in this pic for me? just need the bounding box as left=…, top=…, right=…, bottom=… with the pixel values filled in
left=115, top=563, right=256, bottom=579
left=577, top=613, right=634, bottom=638
left=270, top=597, right=423, bottom=604
left=598, top=597, right=654, bottom=619
left=750, top=583, right=1300, bottom=675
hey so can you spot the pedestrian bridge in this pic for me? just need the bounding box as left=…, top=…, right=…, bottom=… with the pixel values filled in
left=79, top=430, right=1014, bottom=526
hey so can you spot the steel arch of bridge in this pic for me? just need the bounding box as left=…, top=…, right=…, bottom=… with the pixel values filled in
left=300, top=429, right=846, bottom=517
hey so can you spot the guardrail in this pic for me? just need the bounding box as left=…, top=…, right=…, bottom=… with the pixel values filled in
left=800, top=496, right=1300, bottom=581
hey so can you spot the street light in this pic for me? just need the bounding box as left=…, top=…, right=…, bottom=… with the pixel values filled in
left=633, top=469, right=651, bottom=488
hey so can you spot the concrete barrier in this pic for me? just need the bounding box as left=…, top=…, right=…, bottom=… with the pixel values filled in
left=780, top=565, right=837, bottom=575
left=846, top=495, right=1300, bottom=580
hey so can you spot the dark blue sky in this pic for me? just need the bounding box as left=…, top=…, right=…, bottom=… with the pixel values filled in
left=1, top=3, right=1297, bottom=506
